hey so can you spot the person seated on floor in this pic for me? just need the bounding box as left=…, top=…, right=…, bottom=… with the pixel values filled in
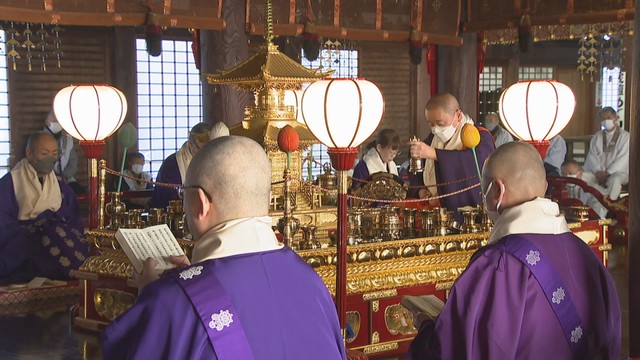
left=44, top=111, right=85, bottom=194
left=561, top=159, right=609, bottom=219
left=583, top=106, right=629, bottom=201
left=101, top=136, right=346, bottom=359
left=484, top=112, right=513, bottom=148
left=0, top=132, right=89, bottom=285
left=118, top=152, right=153, bottom=210
left=150, top=122, right=229, bottom=209
left=408, top=141, right=621, bottom=359
left=351, top=128, right=402, bottom=191
left=544, top=135, right=567, bottom=176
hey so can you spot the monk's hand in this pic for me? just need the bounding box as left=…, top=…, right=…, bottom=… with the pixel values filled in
left=133, top=257, right=163, bottom=289
left=169, top=255, right=191, bottom=268
left=595, top=171, right=610, bottom=185
left=418, top=188, right=432, bottom=199
left=409, top=141, right=437, bottom=160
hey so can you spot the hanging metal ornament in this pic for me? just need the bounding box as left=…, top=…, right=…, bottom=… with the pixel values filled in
left=6, top=22, right=20, bottom=71
left=23, top=23, right=36, bottom=71
left=37, top=24, right=49, bottom=71
left=52, top=25, right=64, bottom=68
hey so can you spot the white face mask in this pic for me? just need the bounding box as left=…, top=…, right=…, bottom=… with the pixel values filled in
left=483, top=181, right=505, bottom=223
left=432, top=125, right=456, bottom=143
left=131, top=164, right=144, bottom=175
left=485, top=123, right=497, bottom=131
left=48, top=122, right=63, bottom=134
left=601, top=119, right=616, bottom=131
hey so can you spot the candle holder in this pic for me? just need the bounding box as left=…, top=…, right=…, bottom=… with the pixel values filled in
left=105, top=192, right=127, bottom=230
left=408, top=135, right=424, bottom=175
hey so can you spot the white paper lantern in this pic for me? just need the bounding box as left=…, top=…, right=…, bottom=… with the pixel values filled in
left=499, top=80, right=575, bottom=141
left=53, top=84, right=128, bottom=142
left=301, top=79, right=384, bottom=148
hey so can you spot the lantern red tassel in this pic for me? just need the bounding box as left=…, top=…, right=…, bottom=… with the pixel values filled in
left=278, top=125, right=300, bottom=153
left=409, top=28, right=423, bottom=65
left=518, top=13, right=532, bottom=53
left=302, top=19, right=320, bottom=61
left=145, top=11, right=162, bottom=57
left=191, top=29, right=201, bottom=70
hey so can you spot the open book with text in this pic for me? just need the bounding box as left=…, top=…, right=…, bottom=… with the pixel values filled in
left=401, top=294, right=445, bottom=321
left=115, top=224, right=185, bottom=273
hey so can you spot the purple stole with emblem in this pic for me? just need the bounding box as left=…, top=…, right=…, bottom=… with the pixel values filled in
left=173, top=263, right=256, bottom=359
left=504, top=235, right=587, bottom=359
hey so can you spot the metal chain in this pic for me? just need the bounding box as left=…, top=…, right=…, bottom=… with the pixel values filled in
left=103, top=165, right=480, bottom=203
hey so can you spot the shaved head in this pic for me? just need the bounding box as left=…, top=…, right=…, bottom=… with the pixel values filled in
left=186, top=136, right=271, bottom=223
left=426, top=93, right=460, bottom=116
left=482, top=142, right=547, bottom=209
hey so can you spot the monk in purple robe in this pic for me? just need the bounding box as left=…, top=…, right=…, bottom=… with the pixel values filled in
left=150, top=121, right=229, bottom=209
left=102, top=136, right=345, bottom=359
left=409, top=93, right=494, bottom=220
left=0, top=132, right=89, bottom=285
left=408, top=142, right=621, bottom=359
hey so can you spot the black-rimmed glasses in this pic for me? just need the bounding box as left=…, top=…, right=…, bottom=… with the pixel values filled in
left=178, top=185, right=212, bottom=202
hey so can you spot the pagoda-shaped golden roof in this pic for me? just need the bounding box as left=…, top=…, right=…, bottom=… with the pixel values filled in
left=205, top=0, right=330, bottom=91
left=206, top=42, right=329, bottom=91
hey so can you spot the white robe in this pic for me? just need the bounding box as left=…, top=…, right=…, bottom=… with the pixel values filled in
left=544, top=136, right=566, bottom=173
left=583, top=128, right=630, bottom=175
left=10, top=159, right=62, bottom=221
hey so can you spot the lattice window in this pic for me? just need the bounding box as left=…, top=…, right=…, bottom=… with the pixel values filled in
left=302, top=47, right=359, bottom=180
left=518, top=66, right=554, bottom=80
left=600, top=67, right=621, bottom=110
left=479, top=66, right=503, bottom=92
left=0, top=31, right=10, bottom=176
left=136, top=38, right=202, bottom=181
left=478, top=66, right=503, bottom=122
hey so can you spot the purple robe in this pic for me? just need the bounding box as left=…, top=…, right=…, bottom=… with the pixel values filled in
left=0, top=173, right=89, bottom=285
left=150, top=153, right=181, bottom=209
left=408, top=129, right=494, bottom=221
left=408, top=232, right=621, bottom=359
left=101, top=247, right=346, bottom=359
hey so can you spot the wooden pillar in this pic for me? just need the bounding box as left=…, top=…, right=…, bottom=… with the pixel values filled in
left=108, top=27, right=137, bottom=165
left=201, top=0, right=251, bottom=127
left=628, top=0, right=640, bottom=356
left=413, top=48, right=431, bottom=139
left=436, top=32, right=478, bottom=119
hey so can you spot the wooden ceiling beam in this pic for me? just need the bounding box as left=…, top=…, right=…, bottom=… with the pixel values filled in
left=248, top=24, right=463, bottom=47
left=0, top=6, right=226, bottom=30
left=465, top=9, right=635, bottom=32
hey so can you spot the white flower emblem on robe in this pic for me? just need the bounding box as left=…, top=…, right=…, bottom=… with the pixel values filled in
left=209, top=310, right=234, bottom=331
left=552, top=287, right=565, bottom=304
left=525, top=250, right=541, bottom=266
left=571, top=326, right=583, bottom=343
left=179, top=265, right=204, bottom=280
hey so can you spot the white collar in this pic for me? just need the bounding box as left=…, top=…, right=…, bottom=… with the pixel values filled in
left=362, top=147, right=398, bottom=176
left=191, top=216, right=283, bottom=263
left=488, top=197, right=571, bottom=244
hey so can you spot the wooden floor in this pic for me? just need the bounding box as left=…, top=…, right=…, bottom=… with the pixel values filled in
left=0, top=244, right=631, bottom=359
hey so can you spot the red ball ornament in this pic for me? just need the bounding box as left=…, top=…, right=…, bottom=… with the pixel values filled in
left=277, top=125, right=300, bottom=153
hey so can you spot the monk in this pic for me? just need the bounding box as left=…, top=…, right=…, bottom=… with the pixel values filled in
left=150, top=121, right=229, bottom=209
left=0, top=132, right=89, bottom=285
left=102, top=136, right=345, bottom=359
left=409, top=93, right=494, bottom=219
left=408, top=142, right=621, bottom=359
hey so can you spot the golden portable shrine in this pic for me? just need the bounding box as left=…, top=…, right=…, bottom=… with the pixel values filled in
left=69, top=6, right=615, bottom=358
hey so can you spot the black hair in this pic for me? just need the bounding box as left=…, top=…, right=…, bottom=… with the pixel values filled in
left=561, top=159, right=581, bottom=168
left=126, top=152, right=145, bottom=166
left=366, top=129, right=400, bottom=150
left=600, top=107, right=617, bottom=117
